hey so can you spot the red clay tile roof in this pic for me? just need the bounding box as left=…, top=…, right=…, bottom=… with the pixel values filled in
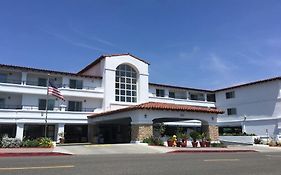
left=78, top=53, right=150, bottom=74
left=88, top=102, right=224, bottom=118
left=0, top=64, right=102, bottom=79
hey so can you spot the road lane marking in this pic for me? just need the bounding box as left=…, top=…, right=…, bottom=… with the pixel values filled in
left=266, top=155, right=281, bottom=158
left=0, top=165, right=75, bottom=171
left=204, top=159, right=240, bottom=162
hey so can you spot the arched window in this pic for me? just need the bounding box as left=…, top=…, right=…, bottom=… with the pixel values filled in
left=115, top=64, right=137, bottom=102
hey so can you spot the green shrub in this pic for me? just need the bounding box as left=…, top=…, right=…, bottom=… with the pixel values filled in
left=38, top=137, right=53, bottom=148
left=22, top=139, right=40, bottom=147
left=254, top=138, right=262, bottom=144
left=211, top=142, right=225, bottom=147
left=190, top=131, right=200, bottom=142
left=1, top=135, right=22, bottom=148
left=143, top=136, right=164, bottom=146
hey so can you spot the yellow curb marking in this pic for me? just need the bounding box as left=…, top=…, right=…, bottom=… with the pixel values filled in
left=204, top=159, right=240, bottom=162
left=0, top=165, right=75, bottom=171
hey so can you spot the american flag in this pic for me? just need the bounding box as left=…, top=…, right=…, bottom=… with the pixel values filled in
left=48, top=81, right=64, bottom=100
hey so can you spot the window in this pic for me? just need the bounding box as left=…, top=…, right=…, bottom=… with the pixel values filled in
left=156, top=89, right=165, bottom=97
left=115, top=64, right=137, bottom=102
left=169, top=91, right=175, bottom=98
left=69, top=79, right=83, bottom=89
left=38, top=78, right=47, bottom=87
left=207, top=94, right=216, bottom=102
left=0, top=73, right=7, bottom=83
left=0, top=98, right=5, bottom=109
left=226, top=91, right=235, bottom=99
left=227, top=108, right=237, bottom=115
left=38, top=99, right=55, bottom=110
left=190, top=93, right=204, bottom=101
left=68, top=101, right=82, bottom=111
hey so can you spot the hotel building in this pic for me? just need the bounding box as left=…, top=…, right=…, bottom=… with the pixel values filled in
left=0, top=54, right=280, bottom=143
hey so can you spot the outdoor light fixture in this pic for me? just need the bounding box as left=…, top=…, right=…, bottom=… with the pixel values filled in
left=144, top=114, right=147, bottom=118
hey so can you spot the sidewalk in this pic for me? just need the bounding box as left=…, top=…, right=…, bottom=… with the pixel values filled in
left=1, top=144, right=281, bottom=157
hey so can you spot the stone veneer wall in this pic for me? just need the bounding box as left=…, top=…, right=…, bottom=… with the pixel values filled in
left=202, top=125, right=219, bottom=141
left=131, top=124, right=153, bottom=142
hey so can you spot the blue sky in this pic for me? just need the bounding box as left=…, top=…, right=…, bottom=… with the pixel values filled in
left=0, top=0, right=281, bottom=89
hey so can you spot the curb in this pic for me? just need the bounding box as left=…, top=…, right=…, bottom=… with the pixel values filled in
left=0, top=152, right=72, bottom=157
left=167, top=150, right=257, bottom=153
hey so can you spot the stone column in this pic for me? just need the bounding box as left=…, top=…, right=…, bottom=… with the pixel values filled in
left=202, top=124, right=219, bottom=141
left=131, top=124, right=153, bottom=143
left=16, top=123, right=24, bottom=140
left=88, top=124, right=99, bottom=144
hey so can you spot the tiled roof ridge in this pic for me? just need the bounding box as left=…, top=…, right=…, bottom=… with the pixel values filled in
left=77, top=53, right=149, bottom=74
left=0, top=63, right=102, bottom=79
left=88, top=102, right=224, bottom=118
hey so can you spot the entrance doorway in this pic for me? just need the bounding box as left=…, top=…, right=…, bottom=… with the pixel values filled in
left=64, top=125, right=88, bottom=143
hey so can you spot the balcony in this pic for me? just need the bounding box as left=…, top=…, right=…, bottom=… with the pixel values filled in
left=0, top=78, right=104, bottom=98
left=0, top=104, right=98, bottom=113
left=149, top=93, right=215, bottom=108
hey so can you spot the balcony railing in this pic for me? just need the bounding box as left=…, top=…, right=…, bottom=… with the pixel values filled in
left=0, top=78, right=21, bottom=84
left=61, top=84, right=97, bottom=90
left=0, top=105, right=22, bottom=109
left=0, top=79, right=97, bottom=90
left=0, top=104, right=96, bottom=112
left=150, top=93, right=215, bottom=102
left=25, top=80, right=62, bottom=88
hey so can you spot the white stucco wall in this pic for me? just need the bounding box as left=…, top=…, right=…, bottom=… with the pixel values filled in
left=216, top=80, right=281, bottom=137
left=102, top=55, right=149, bottom=111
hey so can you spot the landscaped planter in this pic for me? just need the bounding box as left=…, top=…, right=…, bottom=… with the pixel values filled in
left=219, top=136, right=258, bottom=145
left=192, top=141, right=198, bottom=147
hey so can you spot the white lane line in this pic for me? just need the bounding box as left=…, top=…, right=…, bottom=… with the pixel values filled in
left=0, top=165, right=75, bottom=171
left=266, top=155, right=281, bottom=158
left=204, top=159, right=240, bottom=162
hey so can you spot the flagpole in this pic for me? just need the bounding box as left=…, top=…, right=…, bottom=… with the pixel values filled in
left=44, top=74, right=50, bottom=138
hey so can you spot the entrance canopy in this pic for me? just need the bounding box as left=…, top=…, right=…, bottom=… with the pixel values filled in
left=163, top=120, right=202, bottom=127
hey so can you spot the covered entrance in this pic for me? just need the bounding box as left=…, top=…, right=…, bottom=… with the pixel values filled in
left=94, top=118, right=131, bottom=144
left=88, top=102, right=224, bottom=144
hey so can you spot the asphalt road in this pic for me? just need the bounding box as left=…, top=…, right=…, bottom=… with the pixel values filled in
left=0, top=152, right=281, bottom=175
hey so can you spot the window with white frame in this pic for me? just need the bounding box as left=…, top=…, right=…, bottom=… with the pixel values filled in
left=0, top=98, right=5, bottom=109
left=227, top=108, right=237, bottom=115
left=69, top=79, right=83, bottom=89
left=68, top=101, right=82, bottom=111
left=226, top=91, right=235, bottom=99
left=115, top=64, right=137, bottom=103
left=38, top=99, right=55, bottom=110
left=156, top=89, right=165, bottom=97
left=0, top=73, right=7, bottom=83
left=169, top=91, right=175, bottom=98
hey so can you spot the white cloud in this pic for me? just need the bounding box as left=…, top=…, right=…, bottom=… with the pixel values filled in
left=202, top=54, right=233, bottom=75
left=42, top=29, right=105, bottom=52
left=178, top=46, right=200, bottom=59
